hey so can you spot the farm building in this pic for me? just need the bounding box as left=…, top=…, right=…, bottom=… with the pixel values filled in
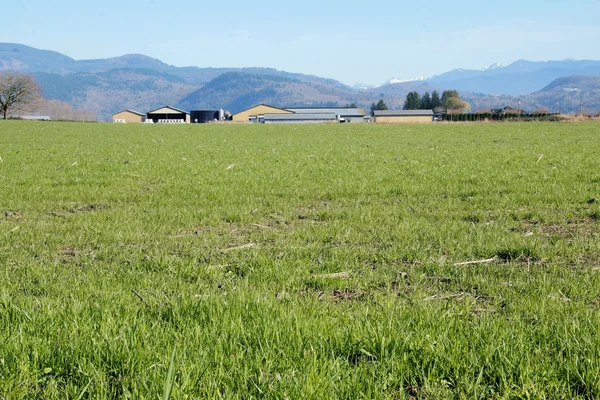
left=232, top=104, right=292, bottom=123
left=190, top=110, right=223, bottom=123
left=263, top=113, right=337, bottom=124
left=112, top=110, right=146, bottom=123
left=21, top=115, right=51, bottom=121
left=146, top=106, right=190, bottom=124
left=285, top=107, right=368, bottom=123
left=373, top=110, right=433, bottom=124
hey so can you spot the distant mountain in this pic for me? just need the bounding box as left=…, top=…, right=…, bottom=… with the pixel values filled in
left=528, top=75, right=600, bottom=113
left=458, top=75, right=600, bottom=114
left=481, top=63, right=503, bottom=71
left=386, top=76, right=425, bottom=85
left=3, top=43, right=600, bottom=118
left=178, top=72, right=367, bottom=113
left=0, top=43, right=350, bottom=87
left=33, top=69, right=200, bottom=119
left=0, top=43, right=76, bottom=72
left=426, top=59, right=600, bottom=95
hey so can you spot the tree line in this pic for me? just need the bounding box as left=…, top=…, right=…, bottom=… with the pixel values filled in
left=369, top=90, right=470, bottom=113
left=403, top=90, right=469, bottom=111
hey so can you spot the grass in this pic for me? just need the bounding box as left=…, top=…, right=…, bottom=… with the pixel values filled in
left=0, top=120, right=599, bottom=399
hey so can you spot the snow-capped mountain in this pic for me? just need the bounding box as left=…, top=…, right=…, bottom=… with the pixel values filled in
left=482, top=63, right=503, bottom=71
left=386, top=76, right=425, bottom=85
left=352, top=82, right=379, bottom=90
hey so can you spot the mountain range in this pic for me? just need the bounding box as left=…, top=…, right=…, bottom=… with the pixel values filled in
left=2, top=43, right=600, bottom=120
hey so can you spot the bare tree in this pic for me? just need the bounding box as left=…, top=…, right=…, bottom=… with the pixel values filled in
left=0, top=71, right=41, bottom=119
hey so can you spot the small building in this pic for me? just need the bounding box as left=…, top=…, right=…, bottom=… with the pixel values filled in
left=146, top=106, right=190, bottom=124
left=263, top=113, right=337, bottom=124
left=232, top=104, right=293, bottom=123
left=112, top=110, right=146, bottom=123
left=21, top=115, right=51, bottom=121
left=190, top=110, right=220, bottom=123
left=373, top=110, right=433, bottom=124
left=285, top=107, right=367, bottom=123
left=491, top=106, right=529, bottom=116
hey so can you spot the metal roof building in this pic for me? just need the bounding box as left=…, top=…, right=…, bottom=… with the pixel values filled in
left=20, top=115, right=51, bottom=121
left=263, top=113, right=337, bottom=124
left=373, top=110, right=433, bottom=124
left=146, top=106, right=190, bottom=124
left=285, top=107, right=367, bottom=123
left=112, top=110, right=145, bottom=123
left=232, top=104, right=292, bottom=123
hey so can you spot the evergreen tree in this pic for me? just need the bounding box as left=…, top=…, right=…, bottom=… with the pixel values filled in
left=370, top=100, right=388, bottom=115
left=431, top=91, right=441, bottom=110
left=420, top=92, right=432, bottom=110
left=403, top=92, right=421, bottom=110
left=375, top=99, right=388, bottom=110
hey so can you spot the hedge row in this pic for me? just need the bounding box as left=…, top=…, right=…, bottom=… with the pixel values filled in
left=441, top=113, right=562, bottom=122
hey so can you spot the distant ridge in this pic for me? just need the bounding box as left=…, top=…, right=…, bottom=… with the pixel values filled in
left=425, top=59, right=600, bottom=95
left=2, top=43, right=600, bottom=119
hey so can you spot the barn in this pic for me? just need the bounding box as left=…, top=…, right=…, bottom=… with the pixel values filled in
left=373, top=110, right=433, bottom=124
left=263, top=113, right=337, bottom=124
left=285, top=107, right=368, bottom=123
left=232, top=104, right=293, bottom=123
left=146, top=106, right=190, bottom=124
left=112, top=110, right=146, bottom=123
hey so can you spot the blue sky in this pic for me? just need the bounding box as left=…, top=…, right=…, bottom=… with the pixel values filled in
left=4, top=0, right=600, bottom=85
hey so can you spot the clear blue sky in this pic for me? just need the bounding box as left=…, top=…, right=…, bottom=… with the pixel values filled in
left=4, top=0, right=599, bottom=85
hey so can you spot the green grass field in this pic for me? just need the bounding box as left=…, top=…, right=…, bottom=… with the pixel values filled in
left=0, top=120, right=599, bottom=399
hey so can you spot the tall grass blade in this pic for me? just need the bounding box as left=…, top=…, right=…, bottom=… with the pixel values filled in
left=162, top=346, right=176, bottom=400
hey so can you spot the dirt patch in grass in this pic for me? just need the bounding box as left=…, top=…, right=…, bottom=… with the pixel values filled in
left=404, top=385, right=427, bottom=400
left=3, top=210, right=23, bottom=219
left=60, top=245, right=96, bottom=265
left=515, top=217, right=598, bottom=240
left=62, top=246, right=80, bottom=258
left=296, top=200, right=332, bottom=223
left=302, top=288, right=371, bottom=302
left=576, top=254, right=600, bottom=268
left=172, top=219, right=287, bottom=239
left=423, top=289, right=499, bottom=315
left=49, top=203, right=108, bottom=217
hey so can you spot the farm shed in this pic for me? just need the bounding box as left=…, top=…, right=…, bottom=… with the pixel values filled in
left=146, top=106, right=190, bottom=124
left=190, top=110, right=220, bottom=123
left=285, top=107, right=368, bottom=123
left=112, top=110, right=146, bottom=123
left=373, top=110, right=433, bottom=124
left=263, top=113, right=336, bottom=124
left=232, top=104, right=293, bottom=123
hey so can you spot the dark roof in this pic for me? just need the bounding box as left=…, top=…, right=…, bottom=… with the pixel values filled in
left=374, top=110, right=433, bottom=117
left=114, top=109, right=145, bottom=116
left=147, top=106, right=189, bottom=115
left=233, top=103, right=291, bottom=116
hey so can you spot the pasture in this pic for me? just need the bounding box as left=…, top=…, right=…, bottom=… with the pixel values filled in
left=0, top=120, right=599, bottom=399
